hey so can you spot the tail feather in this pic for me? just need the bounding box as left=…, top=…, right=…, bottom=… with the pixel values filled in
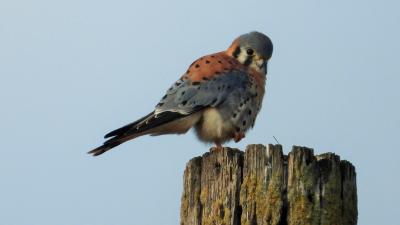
left=88, top=141, right=123, bottom=156
left=88, top=111, right=187, bottom=156
left=104, top=112, right=154, bottom=138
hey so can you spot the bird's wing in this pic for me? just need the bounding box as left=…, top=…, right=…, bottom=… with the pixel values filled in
left=155, top=69, right=251, bottom=115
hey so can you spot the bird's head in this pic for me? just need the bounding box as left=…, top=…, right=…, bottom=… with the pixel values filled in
left=227, top=31, right=273, bottom=75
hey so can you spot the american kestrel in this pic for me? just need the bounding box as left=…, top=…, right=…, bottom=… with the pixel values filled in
left=89, top=31, right=273, bottom=156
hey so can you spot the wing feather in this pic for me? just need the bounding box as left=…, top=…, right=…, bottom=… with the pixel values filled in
left=155, top=70, right=250, bottom=115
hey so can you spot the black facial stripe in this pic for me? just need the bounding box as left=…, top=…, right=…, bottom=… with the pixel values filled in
left=232, top=47, right=241, bottom=58
left=244, top=56, right=253, bottom=66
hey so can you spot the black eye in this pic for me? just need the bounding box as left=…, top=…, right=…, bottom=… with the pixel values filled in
left=246, top=48, right=254, bottom=56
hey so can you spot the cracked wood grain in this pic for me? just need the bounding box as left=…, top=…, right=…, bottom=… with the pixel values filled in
left=180, top=144, right=357, bottom=225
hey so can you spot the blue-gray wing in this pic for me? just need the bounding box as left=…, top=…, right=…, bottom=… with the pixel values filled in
left=155, top=70, right=252, bottom=115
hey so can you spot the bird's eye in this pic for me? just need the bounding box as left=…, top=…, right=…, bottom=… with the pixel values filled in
left=246, top=48, right=254, bottom=56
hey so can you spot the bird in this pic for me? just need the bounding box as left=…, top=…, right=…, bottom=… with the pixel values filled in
left=89, top=31, right=273, bottom=156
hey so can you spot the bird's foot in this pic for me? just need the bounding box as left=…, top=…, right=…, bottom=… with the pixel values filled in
left=233, top=132, right=245, bottom=143
left=211, top=143, right=223, bottom=152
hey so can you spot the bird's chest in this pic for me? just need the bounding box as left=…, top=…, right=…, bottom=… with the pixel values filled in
left=201, top=108, right=235, bottom=135
left=194, top=108, right=235, bottom=143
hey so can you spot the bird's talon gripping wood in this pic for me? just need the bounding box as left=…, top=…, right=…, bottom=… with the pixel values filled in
left=210, top=142, right=224, bottom=152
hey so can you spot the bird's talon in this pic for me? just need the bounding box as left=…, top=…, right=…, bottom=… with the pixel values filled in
left=211, top=143, right=223, bottom=152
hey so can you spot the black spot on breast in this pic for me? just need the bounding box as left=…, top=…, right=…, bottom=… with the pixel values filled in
left=242, top=120, right=246, bottom=126
left=211, top=98, right=218, bottom=104
left=232, top=113, right=237, bottom=118
left=195, top=64, right=200, bottom=68
left=192, top=81, right=200, bottom=85
left=218, top=60, right=222, bottom=64
left=181, top=100, right=188, bottom=106
left=211, top=55, right=215, bottom=58
left=236, top=127, right=240, bottom=132
left=157, top=102, right=164, bottom=107
left=162, top=94, right=167, bottom=100
left=202, top=77, right=209, bottom=81
left=206, top=60, right=210, bottom=64
left=248, top=110, right=252, bottom=115
left=181, top=91, right=185, bottom=96
left=240, top=103, right=243, bottom=107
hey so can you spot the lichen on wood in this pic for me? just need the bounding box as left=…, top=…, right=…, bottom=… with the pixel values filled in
left=180, top=144, right=357, bottom=225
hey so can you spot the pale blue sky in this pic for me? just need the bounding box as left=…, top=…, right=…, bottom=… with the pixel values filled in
left=1, top=0, right=399, bottom=224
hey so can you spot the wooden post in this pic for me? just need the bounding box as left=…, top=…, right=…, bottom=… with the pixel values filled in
left=180, top=144, right=357, bottom=225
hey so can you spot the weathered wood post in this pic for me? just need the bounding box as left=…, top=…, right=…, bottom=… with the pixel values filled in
left=180, top=144, right=357, bottom=225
